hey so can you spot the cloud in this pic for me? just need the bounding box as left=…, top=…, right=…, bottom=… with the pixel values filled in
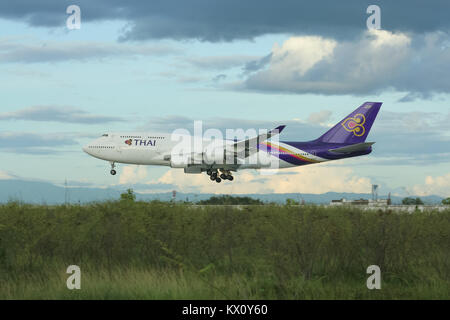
left=212, top=74, right=227, bottom=82
left=186, top=55, right=258, bottom=70
left=0, top=132, right=78, bottom=154
left=243, top=54, right=272, bottom=73
left=0, top=170, right=16, bottom=180
left=397, top=92, right=434, bottom=103
left=176, top=76, right=206, bottom=84
left=410, top=173, right=450, bottom=197
left=372, top=110, right=450, bottom=159
left=0, top=38, right=180, bottom=63
left=157, top=164, right=372, bottom=194
left=240, top=30, right=450, bottom=99
left=119, top=165, right=148, bottom=184
left=157, top=71, right=208, bottom=84
left=307, top=110, right=332, bottom=125
left=0, top=106, right=123, bottom=124
left=0, top=1, right=449, bottom=42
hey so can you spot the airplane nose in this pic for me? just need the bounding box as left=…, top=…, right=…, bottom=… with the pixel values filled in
left=82, top=145, right=90, bottom=153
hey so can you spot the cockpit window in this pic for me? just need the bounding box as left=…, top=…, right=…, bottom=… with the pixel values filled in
left=102, top=134, right=108, bottom=137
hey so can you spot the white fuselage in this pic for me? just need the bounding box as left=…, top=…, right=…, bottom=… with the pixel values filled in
left=83, top=132, right=327, bottom=173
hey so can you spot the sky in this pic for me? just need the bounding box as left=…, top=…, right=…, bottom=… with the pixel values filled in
left=0, top=0, right=449, bottom=197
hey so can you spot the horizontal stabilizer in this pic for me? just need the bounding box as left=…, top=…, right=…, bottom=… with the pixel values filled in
left=329, top=142, right=375, bottom=154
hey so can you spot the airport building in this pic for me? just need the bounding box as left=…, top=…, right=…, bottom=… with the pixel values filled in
left=330, top=185, right=392, bottom=206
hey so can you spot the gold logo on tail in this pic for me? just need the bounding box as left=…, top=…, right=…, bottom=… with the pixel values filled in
left=341, top=113, right=366, bottom=137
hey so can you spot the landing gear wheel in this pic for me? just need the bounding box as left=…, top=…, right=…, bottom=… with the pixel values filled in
left=227, top=175, right=234, bottom=181
left=109, top=162, right=116, bottom=176
left=210, top=174, right=216, bottom=181
left=206, top=169, right=212, bottom=176
left=215, top=178, right=221, bottom=183
left=220, top=173, right=227, bottom=180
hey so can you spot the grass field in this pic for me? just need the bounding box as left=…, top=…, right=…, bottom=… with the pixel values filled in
left=0, top=200, right=448, bottom=299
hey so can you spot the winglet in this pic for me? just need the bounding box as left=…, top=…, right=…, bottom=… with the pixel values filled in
left=272, top=125, right=286, bottom=134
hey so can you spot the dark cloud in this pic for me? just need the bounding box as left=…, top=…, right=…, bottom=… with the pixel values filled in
left=0, top=132, right=78, bottom=154
left=212, top=74, right=227, bottom=82
left=0, top=1, right=448, bottom=42
left=397, top=92, right=434, bottom=103
left=243, top=54, right=272, bottom=73
left=0, top=40, right=179, bottom=64
left=0, top=106, right=123, bottom=124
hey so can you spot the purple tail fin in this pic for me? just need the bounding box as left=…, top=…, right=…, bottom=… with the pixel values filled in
left=317, top=102, right=382, bottom=144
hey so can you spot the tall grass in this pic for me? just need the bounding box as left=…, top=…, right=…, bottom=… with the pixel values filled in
left=0, top=201, right=448, bottom=299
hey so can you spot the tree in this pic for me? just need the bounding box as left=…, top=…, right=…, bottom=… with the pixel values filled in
left=197, top=195, right=263, bottom=205
left=285, top=198, right=299, bottom=206
left=442, top=198, right=450, bottom=205
left=402, top=197, right=424, bottom=205
left=120, top=188, right=136, bottom=202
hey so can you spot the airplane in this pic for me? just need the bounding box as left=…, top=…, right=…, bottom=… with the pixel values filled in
left=83, top=102, right=381, bottom=183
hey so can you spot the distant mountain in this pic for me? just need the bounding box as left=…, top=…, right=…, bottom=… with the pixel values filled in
left=0, top=179, right=122, bottom=204
left=0, top=179, right=444, bottom=205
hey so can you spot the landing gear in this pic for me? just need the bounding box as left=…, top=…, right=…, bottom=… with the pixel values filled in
left=221, top=169, right=234, bottom=181
left=206, top=169, right=234, bottom=182
left=110, top=162, right=117, bottom=176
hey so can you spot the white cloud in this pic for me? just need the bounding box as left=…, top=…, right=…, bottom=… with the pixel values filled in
left=410, top=173, right=450, bottom=197
left=119, top=166, right=148, bottom=184
left=269, top=36, right=337, bottom=76
left=306, top=110, right=332, bottom=125
left=0, top=170, right=14, bottom=180
left=157, top=164, right=372, bottom=194
left=242, top=30, right=450, bottom=99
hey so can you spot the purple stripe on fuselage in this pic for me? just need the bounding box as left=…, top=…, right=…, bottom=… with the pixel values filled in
left=259, top=142, right=312, bottom=165
left=258, top=141, right=372, bottom=165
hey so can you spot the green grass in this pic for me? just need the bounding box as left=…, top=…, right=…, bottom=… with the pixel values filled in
left=0, top=201, right=448, bottom=299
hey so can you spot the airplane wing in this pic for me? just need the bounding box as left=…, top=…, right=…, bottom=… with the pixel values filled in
left=328, top=142, right=375, bottom=154
left=163, top=125, right=286, bottom=165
